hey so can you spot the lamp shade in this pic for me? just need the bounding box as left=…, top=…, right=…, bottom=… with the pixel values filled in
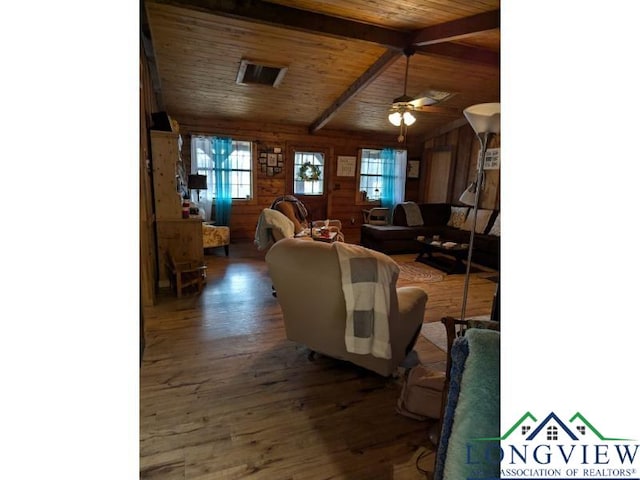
left=459, top=182, right=477, bottom=206
left=188, top=174, right=207, bottom=190
left=463, top=102, right=501, bottom=135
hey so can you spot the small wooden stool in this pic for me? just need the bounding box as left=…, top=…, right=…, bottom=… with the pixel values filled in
left=166, top=253, right=207, bottom=298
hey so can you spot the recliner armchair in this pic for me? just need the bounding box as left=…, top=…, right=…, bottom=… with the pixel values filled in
left=265, top=238, right=428, bottom=376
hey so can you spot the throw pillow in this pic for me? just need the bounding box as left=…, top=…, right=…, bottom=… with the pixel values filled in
left=488, top=212, right=500, bottom=236
left=461, top=209, right=493, bottom=234
left=401, top=202, right=424, bottom=226
left=447, top=207, right=469, bottom=228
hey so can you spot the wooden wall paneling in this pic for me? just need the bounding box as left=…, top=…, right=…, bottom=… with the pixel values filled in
left=140, top=50, right=159, bottom=307
left=175, top=116, right=426, bottom=240
left=481, top=134, right=500, bottom=210
left=452, top=124, right=474, bottom=203
left=463, top=132, right=500, bottom=210
left=404, top=161, right=421, bottom=202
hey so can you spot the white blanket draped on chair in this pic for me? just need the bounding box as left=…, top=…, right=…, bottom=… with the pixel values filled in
left=333, top=242, right=398, bottom=359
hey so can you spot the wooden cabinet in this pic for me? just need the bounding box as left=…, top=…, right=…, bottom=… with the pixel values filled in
left=151, top=130, right=185, bottom=220
left=150, top=130, right=203, bottom=287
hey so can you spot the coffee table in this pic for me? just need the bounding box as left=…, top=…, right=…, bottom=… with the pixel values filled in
left=415, top=237, right=469, bottom=274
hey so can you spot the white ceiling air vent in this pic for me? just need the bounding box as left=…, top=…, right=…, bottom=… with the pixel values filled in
left=236, top=59, right=288, bottom=87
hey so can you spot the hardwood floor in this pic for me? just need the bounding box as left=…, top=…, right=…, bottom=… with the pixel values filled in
left=140, top=241, right=497, bottom=479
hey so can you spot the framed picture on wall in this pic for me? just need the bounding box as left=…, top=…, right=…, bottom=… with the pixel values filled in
left=477, top=148, right=500, bottom=170
left=407, top=160, right=420, bottom=178
left=336, top=156, right=356, bottom=177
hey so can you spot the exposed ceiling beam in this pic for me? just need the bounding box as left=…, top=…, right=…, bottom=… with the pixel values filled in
left=411, top=9, right=500, bottom=46
left=149, top=1, right=498, bottom=66
left=308, top=50, right=401, bottom=134
left=416, top=43, right=500, bottom=68
left=149, top=0, right=409, bottom=49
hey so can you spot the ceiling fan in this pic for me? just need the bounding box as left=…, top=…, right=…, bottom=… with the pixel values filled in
left=388, top=47, right=458, bottom=141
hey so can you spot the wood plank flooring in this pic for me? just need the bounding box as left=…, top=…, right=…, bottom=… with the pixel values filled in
left=140, top=241, right=497, bottom=479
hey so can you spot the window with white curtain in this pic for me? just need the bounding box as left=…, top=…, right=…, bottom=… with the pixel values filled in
left=358, top=148, right=407, bottom=200
left=191, top=136, right=253, bottom=199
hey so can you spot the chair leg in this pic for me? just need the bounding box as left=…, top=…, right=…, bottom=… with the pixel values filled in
left=176, top=274, right=183, bottom=298
left=224, top=245, right=229, bottom=256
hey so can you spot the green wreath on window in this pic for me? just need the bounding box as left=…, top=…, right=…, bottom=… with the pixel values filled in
left=298, top=162, right=321, bottom=181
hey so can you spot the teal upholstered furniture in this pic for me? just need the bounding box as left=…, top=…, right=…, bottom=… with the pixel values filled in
left=434, top=327, right=500, bottom=480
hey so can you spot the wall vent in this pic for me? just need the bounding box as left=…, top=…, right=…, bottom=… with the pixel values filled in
left=236, top=59, right=288, bottom=87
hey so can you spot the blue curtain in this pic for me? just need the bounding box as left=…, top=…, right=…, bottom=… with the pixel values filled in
left=212, top=137, right=232, bottom=226
left=380, top=148, right=407, bottom=220
left=380, top=148, right=395, bottom=211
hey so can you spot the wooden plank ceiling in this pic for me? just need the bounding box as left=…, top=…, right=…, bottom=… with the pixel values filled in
left=143, top=0, right=500, bottom=141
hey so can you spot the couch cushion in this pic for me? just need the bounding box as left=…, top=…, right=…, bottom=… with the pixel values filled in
left=461, top=208, right=493, bottom=234
left=399, top=202, right=424, bottom=226
left=362, top=224, right=427, bottom=241
left=420, top=203, right=451, bottom=227
left=447, top=207, right=469, bottom=228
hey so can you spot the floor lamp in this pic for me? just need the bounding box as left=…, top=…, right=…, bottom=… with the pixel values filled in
left=459, top=103, right=501, bottom=322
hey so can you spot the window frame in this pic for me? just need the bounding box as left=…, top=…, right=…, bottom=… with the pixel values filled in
left=354, top=146, right=407, bottom=206
left=286, top=144, right=331, bottom=200
left=190, top=134, right=258, bottom=206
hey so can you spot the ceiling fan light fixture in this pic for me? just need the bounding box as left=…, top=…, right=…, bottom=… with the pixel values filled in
left=403, top=111, right=416, bottom=126
left=388, top=111, right=402, bottom=126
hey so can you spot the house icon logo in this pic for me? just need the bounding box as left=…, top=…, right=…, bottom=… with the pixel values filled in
left=466, top=411, right=639, bottom=480
left=496, top=411, right=634, bottom=443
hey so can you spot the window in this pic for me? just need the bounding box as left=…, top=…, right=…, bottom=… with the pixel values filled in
left=547, top=426, right=558, bottom=441
left=358, top=148, right=407, bottom=201
left=191, top=136, right=253, bottom=199
left=359, top=148, right=383, bottom=200
left=293, top=151, right=324, bottom=196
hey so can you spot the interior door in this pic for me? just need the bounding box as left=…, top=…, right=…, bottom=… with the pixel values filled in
left=286, top=145, right=332, bottom=221
left=424, top=147, right=454, bottom=203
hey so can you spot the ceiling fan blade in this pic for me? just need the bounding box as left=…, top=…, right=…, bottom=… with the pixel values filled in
left=409, top=90, right=457, bottom=108
left=408, top=96, right=438, bottom=108
left=413, top=105, right=461, bottom=116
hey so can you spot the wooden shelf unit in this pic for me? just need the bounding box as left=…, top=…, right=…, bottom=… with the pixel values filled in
left=150, top=130, right=204, bottom=287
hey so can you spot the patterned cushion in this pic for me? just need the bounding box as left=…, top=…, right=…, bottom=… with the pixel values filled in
left=202, top=224, right=230, bottom=248
left=488, top=213, right=500, bottom=236
left=447, top=207, right=469, bottom=228
left=461, top=209, right=493, bottom=234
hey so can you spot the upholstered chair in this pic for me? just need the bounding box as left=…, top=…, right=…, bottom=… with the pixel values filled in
left=265, top=238, right=428, bottom=376
left=362, top=207, right=390, bottom=225
left=202, top=223, right=230, bottom=255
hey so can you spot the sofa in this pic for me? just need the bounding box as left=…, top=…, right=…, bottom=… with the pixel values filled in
left=360, top=202, right=500, bottom=270
left=265, top=238, right=427, bottom=376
